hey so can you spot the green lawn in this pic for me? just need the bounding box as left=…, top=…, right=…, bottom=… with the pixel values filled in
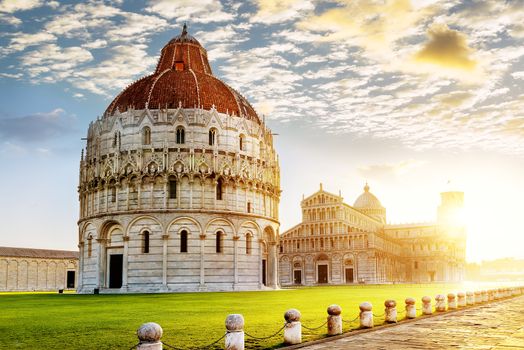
left=0, top=284, right=490, bottom=349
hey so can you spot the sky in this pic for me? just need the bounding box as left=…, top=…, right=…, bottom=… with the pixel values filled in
left=0, top=0, right=523, bottom=263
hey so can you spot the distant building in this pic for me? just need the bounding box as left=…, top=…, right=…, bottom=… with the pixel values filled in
left=279, top=184, right=466, bottom=285
left=0, top=247, right=78, bottom=291
left=77, top=26, right=280, bottom=294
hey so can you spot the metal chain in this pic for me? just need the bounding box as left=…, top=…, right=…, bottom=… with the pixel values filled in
left=162, top=342, right=184, bottom=350
left=372, top=313, right=385, bottom=317
left=244, top=323, right=286, bottom=340
left=301, top=320, right=328, bottom=331
left=342, top=315, right=360, bottom=324
left=193, top=333, right=227, bottom=349
left=128, top=343, right=140, bottom=350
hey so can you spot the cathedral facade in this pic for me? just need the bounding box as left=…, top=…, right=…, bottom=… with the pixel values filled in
left=77, top=27, right=280, bottom=294
left=279, top=184, right=466, bottom=286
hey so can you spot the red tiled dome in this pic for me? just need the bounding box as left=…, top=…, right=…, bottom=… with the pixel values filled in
left=104, top=25, right=260, bottom=124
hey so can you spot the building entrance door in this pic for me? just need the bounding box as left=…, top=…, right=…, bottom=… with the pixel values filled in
left=66, top=271, right=76, bottom=288
left=109, top=254, right=123, bottom=288
left=293, top=270, right=302, bottom=284
left=317, top=265, right=328, bottom=284
left=345, top=268, right=354, bottom=283
left=262, top=259, right=267, bottom=286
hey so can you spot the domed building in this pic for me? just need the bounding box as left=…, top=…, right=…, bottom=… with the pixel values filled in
left=77, top=26, right=281, bottom=293
left=353, top=183, right=386, bottom=224
left=279, top=183, right=466, bottom=286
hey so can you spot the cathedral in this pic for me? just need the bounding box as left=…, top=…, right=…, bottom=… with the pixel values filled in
left=77, top=26, right=280, bottom=293
left=279, top=184, right=466, bottom=286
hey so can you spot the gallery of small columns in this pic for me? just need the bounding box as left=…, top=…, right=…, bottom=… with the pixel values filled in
left=78, top=168, right=280, bottom=221
left=0, top=258, right=77, bottom=291
left=279, top=250, right=406, bottom=285
left=77, top=214, right=279, bottom=293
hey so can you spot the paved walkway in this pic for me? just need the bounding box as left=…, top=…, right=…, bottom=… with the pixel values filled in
left=301, top=296, right=524, bottom=350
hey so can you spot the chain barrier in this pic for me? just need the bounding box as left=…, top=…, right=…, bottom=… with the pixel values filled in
left=372, top=313, right=385, bottom=318
left=128, top=343, right=140, bottom=350
left=162, top=342, right=184, bottom=350
left=192, top=333, right=227, bottom=349
left=342, top=315, right=360, bottom=324
left=244, top=323, right=286, bottom=340
left=301, top=320, right=328, bottom=331
left=397, top=309, right=406, bottom=314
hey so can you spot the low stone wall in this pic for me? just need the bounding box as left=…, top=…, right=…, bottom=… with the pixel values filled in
left=130, top=286, right=524, bottom=350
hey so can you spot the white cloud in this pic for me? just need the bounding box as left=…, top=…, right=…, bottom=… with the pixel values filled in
left=0, top=12, right=21, bottom=25
left=0, top=0, right=43, bottom=13
left=71, top=44, right=157, bottom=95
left=358, top=159, right=428, bottom=179
left=82, top=39, right=108, bottom=49
left=5, top=31, right=56, bottom=52
left=251, top=0, right=314, bottom=24
left=146, top=0, right=234, bottom=23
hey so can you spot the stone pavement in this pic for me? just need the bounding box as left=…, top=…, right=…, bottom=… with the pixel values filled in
left=301, top=296, right=524, bottom=349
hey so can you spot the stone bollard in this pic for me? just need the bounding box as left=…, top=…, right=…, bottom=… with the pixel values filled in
left=327, top=305, right=343, bottom=336
left=405, top=298, right=416, bottom=319
left=422, top=296, right=432, bottom=315
left=225, top=314, right=244, bottom=350
left=466, top=291, right=474, bottom=305
left=495, top=289, right=501, bottom=300
left=137, top=322, right=163, bottom=350
left=474, top=291, right=482, bottom=304
left=435, top=294, right=446, bottom=312
left=488, top=290, right=494, bottom=301
left=482, top=290, right=488, bottom=303
left=359, top=302, right=373, bottom=328
left=457, top=292, right=466, bottom=307
left=384, top=300, right=397, bottom=323
left=447, top=293, right=457, bottom=310
left=284, top=309, right=301, bottom=345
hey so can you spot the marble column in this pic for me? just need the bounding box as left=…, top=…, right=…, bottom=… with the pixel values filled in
left=199, top=234, right=206, bottom=288
left=162, top=234, right=168, bottom=288
left=122, top=236, right=129, bottom=289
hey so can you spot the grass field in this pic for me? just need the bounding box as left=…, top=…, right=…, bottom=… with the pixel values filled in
left=0, top=284, right=488, bottom=349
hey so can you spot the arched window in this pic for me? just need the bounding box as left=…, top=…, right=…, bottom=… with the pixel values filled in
left=143, top=231, right=150, bottom=253
left=239, top=134, right=245, bottom=151
left=169, top=179, right=177, bottom=199
left=259, top=141, right=264, bottom=155
left=111, top=186, right=117, bottom=203
left=142, top=126, right=151, bottom=145
left=176, top=126, right=185, bottom=144
left=216, top=231, right=223, bottom=253
left=247, top=201, right=251, bottom=213
left=87, top=235, right=93, bottom=258
left=113, top=132, right=118, bottom=147
left=246, top=234, right=252, bottom=255
left=180, top=230, right=188, bottom=253
left=216, top=178, right=223, bottom=200
left=208, top=128, right=217, bottom=146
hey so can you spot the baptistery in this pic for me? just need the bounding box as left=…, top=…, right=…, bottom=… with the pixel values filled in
left=77, top=26, right=280, bottom=293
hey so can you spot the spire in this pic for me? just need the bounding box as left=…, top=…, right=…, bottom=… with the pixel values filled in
left=364, top=182, right=370, bottom=192
left=182, top=22, right=188, bottom=37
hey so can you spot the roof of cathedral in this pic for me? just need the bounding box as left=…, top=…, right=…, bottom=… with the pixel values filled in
left=0, top=246, right=78, bottom=259
left=104, top=24, right=260, bottom=124
left=353, top=183, right=384, bottom=210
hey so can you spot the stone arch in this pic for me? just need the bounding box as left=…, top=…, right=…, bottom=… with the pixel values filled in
left=79, top=222, right=96, bottom=242
left=100, top=220, right=124, bottom=240
left=167, top=216, right=203, bottom=236
left=125, top=215, right=163, bottom=237
left=238, top=220, right=261, bottom=239
left=263, top=226, right=277, bottom=243
left=204, top=217, right=236, bottom=237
